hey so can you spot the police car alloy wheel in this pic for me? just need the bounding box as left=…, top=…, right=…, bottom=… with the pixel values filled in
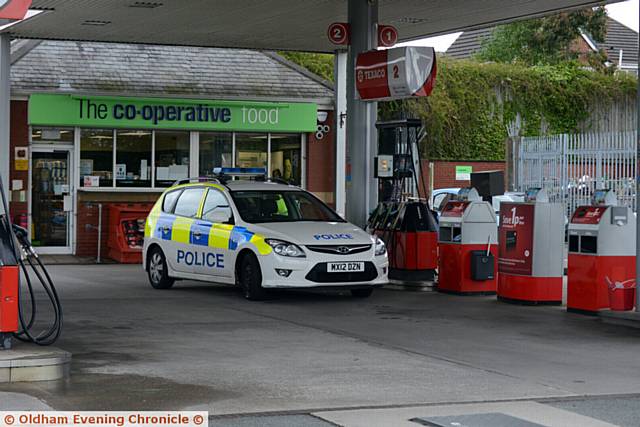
left=148, top=247, right=175, bottom=289
left=238, top=252, right=268, bottom=301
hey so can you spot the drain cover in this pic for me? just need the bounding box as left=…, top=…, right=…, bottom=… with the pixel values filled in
left=411, top=412, right=545, bottom=427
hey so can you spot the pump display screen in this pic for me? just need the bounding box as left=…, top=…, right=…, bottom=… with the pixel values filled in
left=525, top=188, right=540, bottom=202
left=592, top=190, right=610, bottom=206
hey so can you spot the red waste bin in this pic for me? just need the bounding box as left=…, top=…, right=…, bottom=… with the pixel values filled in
left=606, top=277, right=636, bottom=311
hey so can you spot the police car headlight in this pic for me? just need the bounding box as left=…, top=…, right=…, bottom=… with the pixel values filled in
left=265, top=239, right=306, bottom=258
left=374, top=236, right=387, bottom=256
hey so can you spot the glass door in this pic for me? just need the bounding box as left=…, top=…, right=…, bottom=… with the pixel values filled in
left=30, top=149, right=73, bottom=253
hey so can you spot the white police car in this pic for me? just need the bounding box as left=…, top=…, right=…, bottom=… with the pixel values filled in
left=143, top=169, right=388, bottom=300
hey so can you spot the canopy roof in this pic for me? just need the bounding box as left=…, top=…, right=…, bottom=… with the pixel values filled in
left=3, top=0, right=623, bottom=53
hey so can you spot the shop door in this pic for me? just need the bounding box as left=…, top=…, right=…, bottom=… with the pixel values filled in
left=30, top=149, right=73, bottom=254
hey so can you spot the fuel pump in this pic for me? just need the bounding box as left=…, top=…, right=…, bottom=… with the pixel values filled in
left=0, top=176, right=62, bottom=349
left=497, top=188, right=564, bottom=304
left=437, top=188, right=498, bottom=294
left=367, top=119, right=438, bottom=281
left=0, top=200, right=19, bottom=349
left=567, top=189, right=636, bottom=314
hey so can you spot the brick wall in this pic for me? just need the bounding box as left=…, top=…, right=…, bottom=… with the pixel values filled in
left=9, top=100, right=29, bottom=222
left=421, top=160, right=506, bottom=190
left=306, top=110, right=336, bottom=206
left=76, top=193, right=158, bottom=258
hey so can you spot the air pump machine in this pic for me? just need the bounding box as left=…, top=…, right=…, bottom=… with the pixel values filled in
left=567, top=189, right=636, bottom=313
left=438, top=188, right=498, bottom=294
left=497, top=188, right=564, bottom=304
left=367, top=118, right=438, bottom=281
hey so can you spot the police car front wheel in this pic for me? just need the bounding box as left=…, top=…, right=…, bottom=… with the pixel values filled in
left=238, top=253, right=268, bottom=301
left=148, top=247, right=175, bottom=290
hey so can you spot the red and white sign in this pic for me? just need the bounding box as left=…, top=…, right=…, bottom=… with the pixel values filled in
left=327, top=22, right=350, bottom=46
left=571, top=206, right=606, bottom=224
left=441, top=201, right=470, bottom=218
left=355, top=46, right=437, bottom=101
left=0, top=0, right=31, bottom=20
left=498, top=203, right=535, bottom=276
left=378, top=25, right=398, bottom=47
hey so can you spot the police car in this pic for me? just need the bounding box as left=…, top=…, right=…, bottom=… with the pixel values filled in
left=143, top=168, right=388, bottom=300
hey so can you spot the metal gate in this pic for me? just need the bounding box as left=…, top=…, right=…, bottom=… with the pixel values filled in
left=516, top=131, right=636, bottom=216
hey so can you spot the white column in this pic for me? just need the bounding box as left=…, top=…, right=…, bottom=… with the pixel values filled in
left=0, top=34, right=10, bottom=201
left=334, top=50, right=348, bottom=217
left=346, top=0, right=378, bottom=227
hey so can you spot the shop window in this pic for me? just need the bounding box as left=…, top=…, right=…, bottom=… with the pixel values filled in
left=270, top=134, right=301, bottom=185
left=31, top=127, right=74, bottom=143
left=174, top=187, right=205, bottom=218
left=80, top=129, right=114, bottom=188
left=235, top=133, right=267, bottom=172
left=155, top=131, right=190, bottom=187
left=115, top=130, right=152, bottom=187
left=199, top=132, right=232, bottom=177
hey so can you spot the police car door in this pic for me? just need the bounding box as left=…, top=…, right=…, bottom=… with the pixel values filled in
left=192, top=187, right=234, bottom=278
left=168, top=186, right=206, bottom=274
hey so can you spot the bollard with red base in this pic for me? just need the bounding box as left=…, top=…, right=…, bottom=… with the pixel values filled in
left=437, top=188, right=498, bottom=294
left=567, top=189, right=636, bottom=314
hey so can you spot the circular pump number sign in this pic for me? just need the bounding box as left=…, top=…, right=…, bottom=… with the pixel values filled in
left=378, top=25, right=398, bottom=47
left=327, top=22, right=350, bottom=45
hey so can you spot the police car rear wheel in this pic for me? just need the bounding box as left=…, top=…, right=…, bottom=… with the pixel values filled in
left=148, top=248, right=174, bottom=290
left=351, top=287, right=373, bottom=298
left=239, top=253, right=267, bottom=301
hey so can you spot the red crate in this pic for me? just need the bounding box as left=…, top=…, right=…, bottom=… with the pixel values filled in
left=107, top=204, right=152, bottom=263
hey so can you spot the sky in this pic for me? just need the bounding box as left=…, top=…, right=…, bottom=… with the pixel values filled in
left=400, top=0, right=639, bottom=52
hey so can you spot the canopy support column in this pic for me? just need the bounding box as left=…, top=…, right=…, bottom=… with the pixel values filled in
left=0, top=34, right=10, bottom=202
left=346, top=0, right=378, bottom=227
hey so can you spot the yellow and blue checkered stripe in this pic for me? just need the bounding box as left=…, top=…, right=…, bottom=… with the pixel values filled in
left=151, top=213, right=271, bottom=255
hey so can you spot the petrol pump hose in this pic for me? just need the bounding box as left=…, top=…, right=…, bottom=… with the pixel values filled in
left=0, top=176, right=62, bottom=346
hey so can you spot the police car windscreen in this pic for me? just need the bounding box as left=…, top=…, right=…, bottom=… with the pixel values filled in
left=231, top=191, right=344, bottom=223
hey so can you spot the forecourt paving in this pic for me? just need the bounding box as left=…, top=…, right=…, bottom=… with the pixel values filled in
left=0, top=265, right=639, bottom=417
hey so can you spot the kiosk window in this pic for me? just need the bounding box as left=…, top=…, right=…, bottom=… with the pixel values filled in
left=452, top=227, right=462, bottom=242
left=569, top=235, right=579, bottom=252
left=439, top=227, right=452, bottom=242
left=580, top=236, right=598, bottom=254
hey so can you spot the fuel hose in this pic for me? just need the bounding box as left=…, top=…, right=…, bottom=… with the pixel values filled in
left=0, top=176, right=62, bottom=346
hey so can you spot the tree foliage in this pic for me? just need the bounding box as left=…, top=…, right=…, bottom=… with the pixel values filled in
left=380, top=58, right=636, bottom=160
left=477, top=7, right=608, bottom=66
left=278, top=51, right=335, bottom=82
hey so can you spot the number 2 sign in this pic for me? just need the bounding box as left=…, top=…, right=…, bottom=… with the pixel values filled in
left=327, top=22, right=351, bottom=46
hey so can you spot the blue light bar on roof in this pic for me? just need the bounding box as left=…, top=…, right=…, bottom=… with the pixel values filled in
left=213, top=167, right=266, bottom=176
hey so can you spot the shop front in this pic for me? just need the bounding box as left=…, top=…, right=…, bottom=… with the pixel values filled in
left=24, top=94, right=320, bottom=256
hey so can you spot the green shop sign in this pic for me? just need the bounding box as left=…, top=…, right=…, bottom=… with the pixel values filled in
left=28, top=94, right=318, bottom=133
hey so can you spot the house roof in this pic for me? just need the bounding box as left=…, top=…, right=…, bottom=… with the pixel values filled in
left=444, top=17, right=638, bottom=68
left=598, top=18, right=638, bottom=67
left=9, top=40, right=335, bottom=105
